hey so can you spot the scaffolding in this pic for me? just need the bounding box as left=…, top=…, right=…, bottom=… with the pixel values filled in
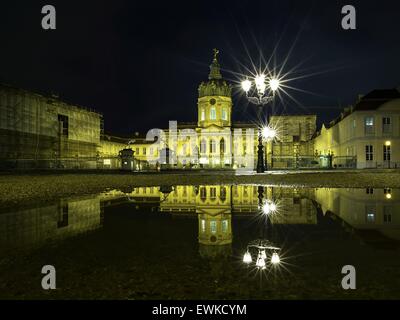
left=0, top=84, right=102, bottom=169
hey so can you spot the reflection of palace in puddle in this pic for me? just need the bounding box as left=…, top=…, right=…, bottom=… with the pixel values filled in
left=0, top=196, right=105, bottom=254
left=0, top=189, right=140, bottom=253
left=314, top=188, right=400, bottom=246
left=8, top=186, right=397, bottom=256
left=127, top=185, right=317, bottom=258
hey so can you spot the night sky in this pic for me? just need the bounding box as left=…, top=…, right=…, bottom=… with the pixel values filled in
left=1, top=0, right=400, bottom=135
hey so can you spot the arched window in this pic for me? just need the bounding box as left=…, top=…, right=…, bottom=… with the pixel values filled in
left=210, top=140, right=216, bottom=153
left=200, top=187, right=207, bottom=201
left=220, top=187, right=227, bottom=202
left=200, top=139, right=207, bottom=153
left=201, top=108, right=205, bottom=121
left=220, top=138, right=225, bottom=154
left=210, top=107, right=216, bottom=120
left=222, top=108, right=227, bottom=120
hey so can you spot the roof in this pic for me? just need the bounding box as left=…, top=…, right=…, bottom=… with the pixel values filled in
left=361, top=89, right=400, bottom=100
left=0, top=82, right=102, bottom=115
left=101, top=133, right=130, bottom=144
left=324, top=87, right=400, bottom=129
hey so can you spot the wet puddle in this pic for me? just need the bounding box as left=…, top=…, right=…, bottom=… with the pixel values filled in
left=0, top=185, right=399, bottom=299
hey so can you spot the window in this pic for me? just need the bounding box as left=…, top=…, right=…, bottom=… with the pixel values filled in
left=365, top=145, right=373, bottom=161
left=210, top=187, right=217, bottom=199
left=200, top=139, right=207, bottom=153
left=384, top=188, right=392, bottom=195
left=57, top=204, right=68, bottom=228
left=210, top=140, right=216, bottom=153
left=365, top=206, right=376, bottom=223
left=220, top=138, right=225, bottom=154
left=201, top=219, right=206, bottom=232
left=384, top=207, right=392, bottom=223
left=383, top=145, right=391, bottom=161
left=210, top=221, right=217, bottom=234
left=210, top=107, right=216, bottom=120
left=200, top=187, right=207, bottom=201
left=364, top=117, right=374, bottom=134
left=143, top=148, right=146, bottom=155
left=58, top=114, right=69, bottom=137
left=222, top=108, right=227, bottom=120
left=201, top=108, right=205, bottom=121
left=222, top=220, right=228, bottom=233
left=366, top=187, right=374, bottom=194
left=135, top=147, right=139, bottom=155
left=382, top=117, right=392, bottom=134
left=220, top=187, right=226, bottom=202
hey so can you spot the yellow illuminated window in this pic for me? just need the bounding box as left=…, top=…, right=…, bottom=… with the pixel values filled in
left=210, top=107, right=216, bottom=120
left=210, top=221, right=217, bottom=234
left=222, top=108, right=227, bottom=120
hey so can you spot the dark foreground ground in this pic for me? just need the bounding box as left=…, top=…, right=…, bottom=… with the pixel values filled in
left=0, top=169, right=399, bottom=209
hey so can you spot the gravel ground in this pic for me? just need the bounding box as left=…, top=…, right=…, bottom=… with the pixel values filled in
left=1, top=170, right=400, bottom=209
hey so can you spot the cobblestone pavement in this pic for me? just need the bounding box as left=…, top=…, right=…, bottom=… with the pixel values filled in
left=1, top=170, right=399, bottom=208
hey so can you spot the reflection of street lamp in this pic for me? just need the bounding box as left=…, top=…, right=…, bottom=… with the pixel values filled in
left=385, top=141, right=391, bottom=169
left=244, top=186, right=281, bottom=269
left=241, top=74, right=280, bottom=173
left=243, top=239, right=281, bottom=269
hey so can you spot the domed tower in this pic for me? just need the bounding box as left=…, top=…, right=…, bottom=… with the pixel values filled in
left=196, top=185, right=232, bottom=258
left=197, top=49, right=232, bottom=128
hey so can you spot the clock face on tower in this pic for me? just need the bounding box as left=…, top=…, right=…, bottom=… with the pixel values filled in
left=209, top=98, right=216, bottom=105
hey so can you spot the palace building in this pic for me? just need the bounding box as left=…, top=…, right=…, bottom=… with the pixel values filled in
left=1, top=49, right=399, bottom=170
left=130, top=50, right=317, bottom=170
left=314, top=89, right=400, bottom=169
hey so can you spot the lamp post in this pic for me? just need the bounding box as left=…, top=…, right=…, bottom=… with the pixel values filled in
left=241, top=74, right=280, bottom=173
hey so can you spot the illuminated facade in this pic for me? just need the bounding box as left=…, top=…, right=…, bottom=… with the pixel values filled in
left=0, top=83, right=130, bottom=169
left=314, top=89, right=400, bottom=168
left=3, top=51, right=398, bottom=171
left=130, top=50, right=317, bottom=170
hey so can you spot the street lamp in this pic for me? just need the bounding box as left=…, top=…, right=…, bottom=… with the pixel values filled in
left=241, top=75, right=280, bottom=105
left=262, top=126, right=276, bottom=141
left=262, top=199, right=277, bottom=215
left=241, top=74, right=280, bottom=173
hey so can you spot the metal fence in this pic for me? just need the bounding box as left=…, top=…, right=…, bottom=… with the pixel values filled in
left=332, top=156, right=357, bottom=169
left=271, top=156, right=320, bottom=169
